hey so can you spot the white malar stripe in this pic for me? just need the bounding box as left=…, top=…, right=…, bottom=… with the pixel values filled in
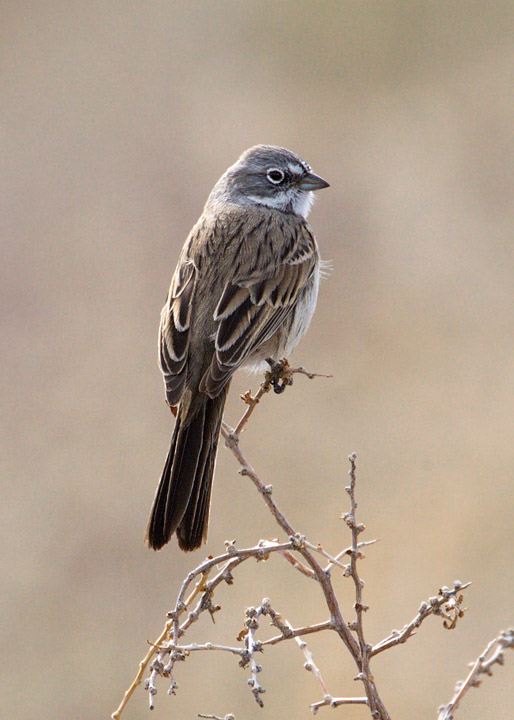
left=246, top=189, right=314, bottom=219
left=246, top=192, right=289, bottom=210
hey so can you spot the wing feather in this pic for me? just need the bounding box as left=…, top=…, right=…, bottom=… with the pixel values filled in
left=159, top=261, right=196, bottom=406
left=201, top=218, right=318, bottom=397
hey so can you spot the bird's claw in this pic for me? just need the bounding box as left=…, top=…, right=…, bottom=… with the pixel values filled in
left=265, top=358, right=293, bottom=394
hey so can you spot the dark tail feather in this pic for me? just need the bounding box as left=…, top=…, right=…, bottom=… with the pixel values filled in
left=145, top=388, right=228, bottom=551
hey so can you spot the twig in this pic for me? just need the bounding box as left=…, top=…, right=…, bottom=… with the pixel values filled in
left=371, top=581, right=472, bottom=658
left=343, top=453, right=382, bottom=718
left=295, top=631, right=330, bottom=698
left=111, top=571, right=212, bottom=719
left=244, top=602, right=267, bottom=706
left=224, top=361, right=331, bottom=438
left=112, top=624, right=170, bottom=718
left=231, top=381, right=271, bottom=437
left=167, top=642, right=244, bottom=656
left=310, top=696, right=369, bottom=714
left=291, top=628, right=368, bottom=713
left=171, top=540, right=299, bottom=644
left=287, top=365, right=333, bottom=380
left=279, top=548, right=317, bottom=578
left=112, top=540, right=296, bottom=718
left=261, top=620, right=333, bottom=647
left=437, top=628, right=514, bottom=720
left=303, top=540, right=351, bottom=572
left=324, top=539, right=378, bottom=574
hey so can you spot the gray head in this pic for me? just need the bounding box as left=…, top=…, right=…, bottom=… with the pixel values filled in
left=207, top=145, right=329, bottom=219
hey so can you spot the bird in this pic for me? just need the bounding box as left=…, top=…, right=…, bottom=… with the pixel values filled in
left=145, top=145, right=329, bottom=551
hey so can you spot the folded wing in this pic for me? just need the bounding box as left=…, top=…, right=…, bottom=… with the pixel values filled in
left=201, top=218, right=317, bottom=397
left=159, top=260, right=196, bottom=406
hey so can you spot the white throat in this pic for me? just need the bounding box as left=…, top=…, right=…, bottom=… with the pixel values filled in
left=292, top=190, right=314, bottom=218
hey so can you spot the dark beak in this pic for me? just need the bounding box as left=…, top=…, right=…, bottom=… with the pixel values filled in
left=298, top=171, right=330, bottom=191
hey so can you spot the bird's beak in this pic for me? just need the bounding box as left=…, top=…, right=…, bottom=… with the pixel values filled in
left=298, top=172, right=330, bottom=191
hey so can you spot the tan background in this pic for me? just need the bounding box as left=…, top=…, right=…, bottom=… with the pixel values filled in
left=2, top=2, right=514, bottom=718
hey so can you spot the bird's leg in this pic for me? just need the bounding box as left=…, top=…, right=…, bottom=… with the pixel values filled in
left=265, top=357, right=294, bottom=394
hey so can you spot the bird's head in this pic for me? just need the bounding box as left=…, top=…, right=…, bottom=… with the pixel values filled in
left=210, top=145, right=329, bottom=219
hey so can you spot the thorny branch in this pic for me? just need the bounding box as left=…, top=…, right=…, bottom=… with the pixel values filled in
left=242, top=602, right=267, bottom=707
left=371, top=582, right=472, bottom=658
left=343, top=453, right=378, bottom=715
left=113, top=363, right=512, bottom=720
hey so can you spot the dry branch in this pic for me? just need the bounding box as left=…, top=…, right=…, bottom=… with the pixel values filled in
left=112, top=366, right=511, bottom=720
left=371, top=581, right=471, bottom=658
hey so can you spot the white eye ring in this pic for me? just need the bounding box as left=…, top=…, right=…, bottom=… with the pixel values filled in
left=266, top=168, right=285, bottom=185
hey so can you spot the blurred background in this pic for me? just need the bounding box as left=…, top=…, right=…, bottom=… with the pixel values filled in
left=2, top=2, right=513, bottom=718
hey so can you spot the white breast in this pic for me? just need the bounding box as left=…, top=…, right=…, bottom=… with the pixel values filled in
left=283, top=263, right=320, bottom=355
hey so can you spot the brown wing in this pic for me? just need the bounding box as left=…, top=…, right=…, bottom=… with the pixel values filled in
left=200, top=217, right=317, bottom=397
left=159, top=258, right=196, bottom=406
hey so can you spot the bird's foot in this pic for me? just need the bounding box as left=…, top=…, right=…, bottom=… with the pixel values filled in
left=265, top=357, right=294, bottom=394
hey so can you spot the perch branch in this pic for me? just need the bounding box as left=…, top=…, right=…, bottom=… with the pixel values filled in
left=113, top=363, right=492, bottom=720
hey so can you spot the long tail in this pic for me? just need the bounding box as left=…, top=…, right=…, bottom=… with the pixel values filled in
left=145, top=387, right=228, bottom=551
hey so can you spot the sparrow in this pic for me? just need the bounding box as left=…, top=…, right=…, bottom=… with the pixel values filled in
left=145, top=145, right=329, bottom=551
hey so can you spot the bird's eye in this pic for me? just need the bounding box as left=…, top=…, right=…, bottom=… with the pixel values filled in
left=266, top=168, right=285, bottom=185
